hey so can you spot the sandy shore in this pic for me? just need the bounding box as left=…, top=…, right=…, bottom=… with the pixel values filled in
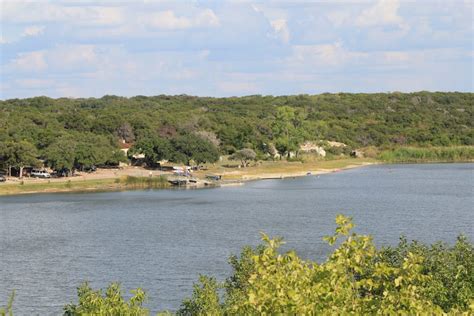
left=0, top=159, right=377, bottom=196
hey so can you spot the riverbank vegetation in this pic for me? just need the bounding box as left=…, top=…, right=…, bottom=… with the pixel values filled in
left=121, top=175, right=169, bottom=189
left=1, top=92, right=472, bottom=177
left=0, top=176, right=170, bottom=196
left=378, top=146, right=474, bottom=163
left=3, top=215, right=470, bottom=315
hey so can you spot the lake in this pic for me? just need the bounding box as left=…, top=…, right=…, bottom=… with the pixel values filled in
left=0, top=163, right=473, bottom=314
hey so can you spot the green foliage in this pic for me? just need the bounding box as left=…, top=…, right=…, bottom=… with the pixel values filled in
left=130, top=134, right=219, bottom=167
left=130, top=137, right=173, bottom=167
left=171, top=134, right=219, bottom=165
left=43, top=136, right=78, bottom=171
left=43, top=133, right=123, bottom=171
left=64, top=282, right=148, bottom=316
left=178, top=215, right=473, bottom=315
left=0, top=291, right=14, bottom=316
left=122, top=175, right=169, bottom=188
left=1, top=92, right=471, bottom=172
left=229, top=148, right=257, bottom=167
left=272, top=106, right=306, bottom=157
left=379, top=235, right=474, bottom=311
left=379, top=146, right=474, bottom=162
left=0, top=140, right=39, bottom=172
left=177, top=276, right=222, bottom=316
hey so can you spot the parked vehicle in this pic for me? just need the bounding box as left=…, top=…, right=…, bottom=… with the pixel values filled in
left=51, top=168, right=74, bottom=177
left=84, top=165, right=97, bottom=173
left=31, top=169, right=51, bottom=178
left=0, top=175, right=6, bottom=182
left=206, top=175, right=222, bottom=181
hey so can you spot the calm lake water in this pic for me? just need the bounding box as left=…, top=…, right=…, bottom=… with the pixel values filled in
left=1, top=163, right=473, bottom=314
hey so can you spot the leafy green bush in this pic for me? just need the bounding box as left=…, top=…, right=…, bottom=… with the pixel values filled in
left=379, top=235, right=474, bottom=311
left=177, top=215, right=473, bottom=315
left=64, top=282, right=148, bottom=316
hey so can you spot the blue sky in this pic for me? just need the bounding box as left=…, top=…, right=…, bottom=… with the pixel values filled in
left=1, top=0, right=472, bottom=99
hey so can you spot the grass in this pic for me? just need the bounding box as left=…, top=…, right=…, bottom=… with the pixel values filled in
left=0, top=178, right=119, bottom=195
left=121, top=175, right=169, bottom=188
left=378, top=146, right=474, bottom=163
left=0, top=176, right=170, bottom=196
left=194, top=156, right=377, bottom=181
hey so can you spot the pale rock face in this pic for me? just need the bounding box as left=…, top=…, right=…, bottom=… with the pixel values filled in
left=326, top=141, right=347, bottom=148
left=314, top=147, right=326, bottom=157
left=299, top=141, right=326, bottom=157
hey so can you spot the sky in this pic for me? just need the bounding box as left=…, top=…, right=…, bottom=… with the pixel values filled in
left=0, top=0, right=473, bottom=99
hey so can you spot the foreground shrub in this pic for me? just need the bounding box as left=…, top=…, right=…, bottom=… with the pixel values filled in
left=379, top=235, right=474, bottom=312
left=0, top=291, right=14, bottom=316
left=64, top=282, right=148, bottom=315
left=178, top=215, right=473, bottom=315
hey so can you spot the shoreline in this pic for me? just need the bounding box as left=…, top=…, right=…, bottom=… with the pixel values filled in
left=218, top=162, right=376, bottom=187
left=1, top=159, right=471, bottom=197
left=0, top=159, right=376, bottom=196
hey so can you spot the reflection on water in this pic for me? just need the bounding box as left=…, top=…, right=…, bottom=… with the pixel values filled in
left=0, top=163, right=473, bottom=314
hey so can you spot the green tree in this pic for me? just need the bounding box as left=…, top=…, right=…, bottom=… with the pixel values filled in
left=171, top=134, right=219, bottom=166
left=129, top=137, right=172, bottom=167
left=272, top=106, right=305, bottom=158
left=0, top=140, right=39, bottom=177
left=230, top=148, right=256, bottom=167
left=44, top=137, right=77, bottom=172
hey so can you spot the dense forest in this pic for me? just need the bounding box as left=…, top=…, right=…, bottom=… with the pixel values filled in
left=0, top=92, right=472, bottom=174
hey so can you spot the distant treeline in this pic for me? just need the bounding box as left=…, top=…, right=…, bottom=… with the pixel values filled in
left=0, top=92, right=472, bottom=173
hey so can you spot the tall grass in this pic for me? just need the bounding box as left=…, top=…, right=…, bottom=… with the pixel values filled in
left=378, top=146, right=474, bottom=163
left=121, top=175, right=169, bottom=188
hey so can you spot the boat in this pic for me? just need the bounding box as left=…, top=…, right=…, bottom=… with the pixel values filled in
left=168, top=179, right=188, bottom=186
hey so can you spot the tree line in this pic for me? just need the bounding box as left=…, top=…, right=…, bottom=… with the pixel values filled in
left=0, top=92, right=472, bottom=175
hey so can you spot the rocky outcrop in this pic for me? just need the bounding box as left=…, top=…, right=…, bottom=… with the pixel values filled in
left=299, top=142, right=326, bottom=157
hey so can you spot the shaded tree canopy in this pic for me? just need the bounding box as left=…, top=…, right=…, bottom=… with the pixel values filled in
left=230, top=148, right=257, bottom=167
left=0, top=92, right=472, bottom=171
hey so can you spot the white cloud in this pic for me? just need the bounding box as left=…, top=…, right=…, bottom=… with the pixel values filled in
left=48, top=45, right=98, bottom=71
left=355, top=0, right=407, bottom=29
left=217, top=80, right=260, bottom=95
left=0, top=35, right=9, bottom=44
left=327, top=10, right=351, bottom=27
left=9, top=51, right=47, bottom=72
left=290, top=42, right=369, bottom=68
left=6, top=45, right=102, bottom=74
left=383, top=51, right=410, bottom=63
left=21, top=25, right=45, bottom=37
left=270, top=19, right=290, bottom=43
left=1, top=2, right=124, bottom=25
left=146, top=9, right=219, bottom=30
left=15, top=78, right=54, bottom=89
left=1, top=1, right=472, bottom=98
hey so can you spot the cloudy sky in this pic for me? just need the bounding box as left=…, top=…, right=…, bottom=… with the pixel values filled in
left=0, top=0, right=472, bottom=99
